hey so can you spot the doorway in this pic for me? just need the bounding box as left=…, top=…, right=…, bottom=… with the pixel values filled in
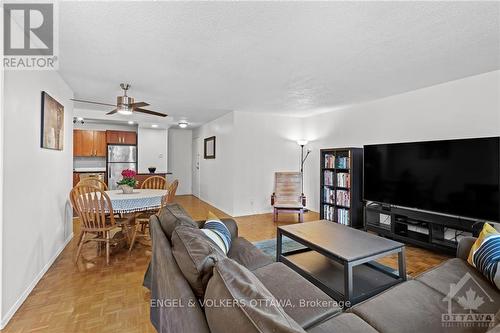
left=192, top=137, right=201, bottom=198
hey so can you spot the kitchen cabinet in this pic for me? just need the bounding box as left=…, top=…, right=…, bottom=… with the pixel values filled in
left=73, top=130, right=107, bottom=157
left=106, top=130, right=137, bottom=145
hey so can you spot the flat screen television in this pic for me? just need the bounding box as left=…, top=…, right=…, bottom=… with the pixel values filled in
left=364, top=137, right=500, bottom=221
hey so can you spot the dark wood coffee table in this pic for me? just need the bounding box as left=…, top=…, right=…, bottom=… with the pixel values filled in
left=277, top=220, right=406, bottom=306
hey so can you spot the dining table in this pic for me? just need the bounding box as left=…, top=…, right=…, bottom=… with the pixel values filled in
left=105, top=189, right=168, bottom=214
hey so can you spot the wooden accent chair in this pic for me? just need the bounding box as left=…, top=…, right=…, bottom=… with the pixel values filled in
left=77, top=176, right=108, bottom=191
left=129, top=179, right=179, bottom=252
left=70, top=185, right=132, bottom=265
left=141, top=175, right=167, bottom=190
left=271, top=172, right=306, bottom=223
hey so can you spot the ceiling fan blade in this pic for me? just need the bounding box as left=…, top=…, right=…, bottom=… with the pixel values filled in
left=71, top=98, right=116, bottom=107
left=134, top=108, right=168, bottom=117
left=106, top=109, right=118, bottom=115
left=131, top=102, right=150, bottom=108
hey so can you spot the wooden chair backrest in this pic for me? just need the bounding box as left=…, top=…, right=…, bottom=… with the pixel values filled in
left=141, top=176, right=167, bottom=190
left=70, top=185, right=115, bottom=231
left=274, top=172, right=302, bottom=203
left=161, top=179, right=179, bottom=207
left=77, top=177, right=108, bottom=191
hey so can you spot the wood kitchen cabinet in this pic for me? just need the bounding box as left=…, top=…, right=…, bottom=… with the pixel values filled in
left=73, top=130, right=107, bottom=157
left=106, top=130, right=137, bottom=145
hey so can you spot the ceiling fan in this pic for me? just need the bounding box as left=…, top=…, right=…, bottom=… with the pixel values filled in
left=71, top=83, right=167, bottom=117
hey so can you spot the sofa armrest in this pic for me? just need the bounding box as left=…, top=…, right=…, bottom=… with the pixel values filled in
left=197, top=218, right=239, bottom=240
left=456, top=236, right=477, bottom=260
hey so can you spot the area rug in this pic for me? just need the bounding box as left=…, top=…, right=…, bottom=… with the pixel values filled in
left=253, top=237, right=399, bottom=275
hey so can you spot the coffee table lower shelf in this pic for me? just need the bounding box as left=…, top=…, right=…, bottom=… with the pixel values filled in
left=279, top=249, right=403, bottom=305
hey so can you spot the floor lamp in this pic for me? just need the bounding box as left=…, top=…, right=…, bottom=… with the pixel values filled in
left=297, top=140, right=311, bottom=207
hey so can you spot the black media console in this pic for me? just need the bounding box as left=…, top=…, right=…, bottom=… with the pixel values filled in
left=364, top=202, right=475, bottom=255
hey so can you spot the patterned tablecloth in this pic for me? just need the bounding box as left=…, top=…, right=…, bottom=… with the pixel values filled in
left=105, top=189, right=167, bottom=213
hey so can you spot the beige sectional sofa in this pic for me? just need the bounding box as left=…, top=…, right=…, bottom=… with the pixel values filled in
left=145, top=204, right=499, bottom=333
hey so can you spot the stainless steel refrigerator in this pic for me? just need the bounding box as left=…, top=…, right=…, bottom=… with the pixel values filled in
left=107, top=145, right=137, bottom=190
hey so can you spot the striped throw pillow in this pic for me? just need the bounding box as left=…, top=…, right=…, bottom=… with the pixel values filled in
left=201, top=212, right=232, bottom=254
left=468, top=223, right=500, bottom=289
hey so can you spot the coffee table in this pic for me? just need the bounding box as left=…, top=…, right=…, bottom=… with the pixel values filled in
left=277, top=220, right=406, bottom=306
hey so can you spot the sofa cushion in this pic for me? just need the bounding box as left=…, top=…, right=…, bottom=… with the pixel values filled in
left=253, top=262, right=341, bottom=329
left=157, top=203, right=199, bottom=239
left=148, top=215, right=210, bottom=333
left=200, top=211, right=232, bottom=254
left=171, top=226, right=225, bottom=298
left=307, top=313, right=378, bottom=333
left=204, top=258, right=306, bottom=333
left=228, top=237, right=274, bottom=271
left=350, top=280, right=487, bottom=333
left=467, top=223, right=500, bottom=289
left=417, top=258, right=500, bottom=315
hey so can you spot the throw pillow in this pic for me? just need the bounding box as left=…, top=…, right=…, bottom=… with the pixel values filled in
left=171, top=226, right=226, bottom=298
left=204, top=258, right=305, bottom=333
left=468, top=223, right=500, bottom=289
left=200, top=211, right=232, bottom=254
left=156, top=203, right=198, bottom=239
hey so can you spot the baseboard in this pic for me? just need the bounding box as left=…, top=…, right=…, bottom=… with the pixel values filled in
left=0, top=233, right=73, bottom=329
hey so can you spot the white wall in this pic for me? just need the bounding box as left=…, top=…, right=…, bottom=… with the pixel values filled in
left=168, top=129, right=193, bottom=195
left=303, top=70, right=500, bottom=211
left=2, top=70, right=74, bottom=327
left=193, top=112, right=236, bottom=215
left=193, top=111, right=305, bottom=216
left=137, top=127, right=168, bottom=174
left=232, top=112, right=304, bottom=216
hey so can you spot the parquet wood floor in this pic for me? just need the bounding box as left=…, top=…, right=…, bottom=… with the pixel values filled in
left=1, top=195, right=450, bottom=332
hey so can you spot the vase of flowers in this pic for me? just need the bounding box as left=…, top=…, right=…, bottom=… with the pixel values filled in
left=117, top=169, right=137, bottom=194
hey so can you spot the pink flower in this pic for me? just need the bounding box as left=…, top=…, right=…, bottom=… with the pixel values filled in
left=121, top=169, right=136, bottom=178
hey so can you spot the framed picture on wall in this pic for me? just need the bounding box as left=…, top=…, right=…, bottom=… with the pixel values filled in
left=204, top=136, right=216, bottom=159
left=40, top=91, right=64, bottom=150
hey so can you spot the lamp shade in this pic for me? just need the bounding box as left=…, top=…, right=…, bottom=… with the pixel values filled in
left=296, top=139, right=308, bottom=146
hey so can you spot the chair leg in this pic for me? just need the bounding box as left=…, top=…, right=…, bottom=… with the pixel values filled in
left=106, top=231, right=110, bottom=265
left=129, top=224, right=138, bottom=253
left=75, top=232, right=86, bottom=263
left=76, top=231, right=84, bottom=247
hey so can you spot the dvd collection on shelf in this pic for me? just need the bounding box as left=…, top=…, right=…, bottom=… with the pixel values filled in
left=336, top=173, right=350, bottom=188
left=323, top=187, right=335, bottom=204
left=320, top=148, right=363, bottom=228
left=323, top=205, right=335, bottom=221
left=337, top=208, right=350, bottom=225
left=324, top=154, right=335, bottom=168
left=336, top=157, right=350, bottom=169
left=323, top=170, right=334, bottom=186
left=336, top=190, right=351, bottom=207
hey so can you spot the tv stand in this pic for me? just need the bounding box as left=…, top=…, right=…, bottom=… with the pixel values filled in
left=364, top=203, right=474, bottom=255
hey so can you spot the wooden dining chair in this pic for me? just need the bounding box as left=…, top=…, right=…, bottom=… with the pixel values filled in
left=77, top=177, right=108, bottom=191
left=141, top=175, right=167, bottom=190
left=70, top=185, right=132, bottom=265
left=161, top=179, right=179, bottom=207
left=129, top=179, right=179, bottom=252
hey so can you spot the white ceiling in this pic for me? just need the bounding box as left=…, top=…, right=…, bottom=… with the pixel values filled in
left=59, top=1, right=500, bottom=127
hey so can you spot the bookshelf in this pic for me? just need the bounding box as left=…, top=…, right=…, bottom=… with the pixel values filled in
left=320, top=147, right=363, bottom=228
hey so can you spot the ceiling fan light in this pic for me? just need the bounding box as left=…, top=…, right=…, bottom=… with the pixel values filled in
left=117, top=104, right=132, bottom=115
left=178, top=121, right=188, bottom=128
